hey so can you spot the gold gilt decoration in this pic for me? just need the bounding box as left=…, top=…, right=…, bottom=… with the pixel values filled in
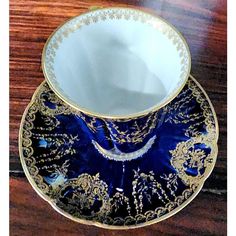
left=20, top=83, right=79, bottom=195
left=32, top=132, right=79, bottom=166
left=164, top=79, right=218, bottom=141
left=42, top=8, right=190, bottom=120
left=170, top=135, right=217, bottom=187
left=55, top=173, right=111, bottom=220
left=188, top=79, right=217, bottom=140
left=109, top=192, right=131, bottom=216
left=160, top=173, right=178, bottom=198
left=35, top=116, right=60, bottom=131
left=77, top=115, right=104, bottom=133
left=52, top=170, right=197, bottom=225
left=132, top=168, right=170, bottom=214
left=19, top=76, right=218, bottom=228
left=76, top=112, right=159, bottom=145
left=104, top=112, right=159, bottom=144
left=36, top=84, right=75, bottom=116
left=164, top=88, right=202, bottom=125
left=169, top=78, right=218, bottom=187
left=75, top=108, right=159, bottom=145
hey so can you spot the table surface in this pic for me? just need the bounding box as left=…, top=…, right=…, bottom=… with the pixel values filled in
left=10, top=0, right=227, bottom=235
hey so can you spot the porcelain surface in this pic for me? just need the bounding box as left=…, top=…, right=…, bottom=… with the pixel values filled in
left=19, top=76, right=218, bottom=229
left=42, top=7, right=191, bottom=118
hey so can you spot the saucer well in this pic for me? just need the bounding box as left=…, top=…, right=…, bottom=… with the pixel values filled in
left=19, top=75, right=218, bottom=229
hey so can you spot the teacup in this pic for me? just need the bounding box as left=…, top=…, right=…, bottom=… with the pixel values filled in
left=42, top=7, right=191, bottom=161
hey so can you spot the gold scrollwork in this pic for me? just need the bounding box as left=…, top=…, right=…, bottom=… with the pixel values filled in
left=36, top=83, right=75, bottom=116
left=170, top=135, right=217, bottom=187
left=55, top=173, right=110, bottom=219
left=19, top=76, right=218, bottom=228
left=104, top=112, right=158, bottom=144
left=188, top=79, right=217, bottom=140
left=51, top=170, right=197, bottom=226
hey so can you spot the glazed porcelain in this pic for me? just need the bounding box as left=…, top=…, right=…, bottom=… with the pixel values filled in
left=19, top=76, right=218, bottom=229
left=42, top=7, right=191, bottom=158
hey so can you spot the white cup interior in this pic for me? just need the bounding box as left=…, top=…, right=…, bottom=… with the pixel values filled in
left=43, top=8, right=190, bottom=117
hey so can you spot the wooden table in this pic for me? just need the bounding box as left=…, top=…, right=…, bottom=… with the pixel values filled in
left=10, top=0, right=227, bottom=235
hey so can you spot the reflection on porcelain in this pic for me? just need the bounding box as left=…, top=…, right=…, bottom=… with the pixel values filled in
left=19, top=76, right=218, bottom=229
left=42, top=7, right=191, bottom=158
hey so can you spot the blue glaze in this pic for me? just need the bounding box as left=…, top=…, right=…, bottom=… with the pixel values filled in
left=21, top=78, right=218, bottom=226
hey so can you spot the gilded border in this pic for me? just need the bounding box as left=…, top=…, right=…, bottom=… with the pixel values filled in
left=42, top=6, right=191, bottom=120
left=19, top=76, right=218, bottom=229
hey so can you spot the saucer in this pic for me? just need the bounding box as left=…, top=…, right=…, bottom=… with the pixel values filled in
left=19, top=75, right=218, bottom=229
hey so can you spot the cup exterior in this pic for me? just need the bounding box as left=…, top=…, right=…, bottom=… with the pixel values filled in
left=76, top=108, right=166, bottom=155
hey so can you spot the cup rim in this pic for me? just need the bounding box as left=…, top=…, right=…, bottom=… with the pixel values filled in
left=42, top=6, right=191, bottom=120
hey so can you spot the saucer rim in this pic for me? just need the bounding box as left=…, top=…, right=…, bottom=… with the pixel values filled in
left=41, top=6, right=191, bottom=120
left=18, top=75, right=219, bottom=229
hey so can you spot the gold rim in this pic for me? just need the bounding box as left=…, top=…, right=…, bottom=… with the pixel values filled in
left=41, top=6, right=191, bottom=120
left=189, top=75, right=219, bottom=143
left=18, top=75, right=218, bottom=229
left=189, top=75, right=219, bottom=181
left=50, top=184, right=204, bottom=229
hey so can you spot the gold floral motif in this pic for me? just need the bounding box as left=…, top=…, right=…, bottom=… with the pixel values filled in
left=52, top=170, right=197, bottom=226
left=49, top=159, right=70, bottom=177
left=32, top=132, right=79, bottom=166
left=43, top=8, right=190, bottom=119
left=132, top=169, right=170, bottom=214
left=76, top=114, right=104, bottom=133
left=104, top=112, right=158, bottom=144
left=160, top=173, right=178, bottom=198
left=164, top=88, right=202, bottom=125
left=76, top=106, right=159, bottom=145
left=170, top=135, right=217, bottom=187
left=109, top=192, right=131, bottom=216
left=36, top=83, right=74, bottom=116
left=164, top=78, right=218, bottom=141
left=19, top=84, right=79, bottom=195
left=35, top=116, right=60, bottom=131
left=19, top=76, right=218, bottom=228
left=188, top=79, right=218, bottom=140
left=46, top=160, right=70, bottom=196
left=55, top=173, right=111, bottom=219
left=167, top=77, right=218, bottom=186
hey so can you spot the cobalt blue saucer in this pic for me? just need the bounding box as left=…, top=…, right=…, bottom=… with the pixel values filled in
left=19, top=75, right=218, bottom=229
